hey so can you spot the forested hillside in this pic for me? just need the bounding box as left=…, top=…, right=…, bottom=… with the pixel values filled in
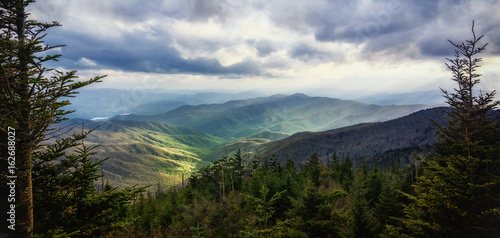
left=117, top=93, right=429, bottom=138
left=55, top=119, right=223, bottom=188
left=112, top=151, right=413, bottom=237
left=257, top=107, right=447, bottom=165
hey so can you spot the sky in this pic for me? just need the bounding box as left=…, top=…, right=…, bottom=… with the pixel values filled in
left=30, top=0, right=500, bottom=97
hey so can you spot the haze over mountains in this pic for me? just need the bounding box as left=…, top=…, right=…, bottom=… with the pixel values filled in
left=66, top=89, right=445, bottom=119
left=116, top=93, right=430, bottom=138
left=65, top=89, right=266, bottom=120
left=61, top=89, right=451, bottom=188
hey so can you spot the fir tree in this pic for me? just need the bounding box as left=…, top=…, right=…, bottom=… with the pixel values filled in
left=0, top=1, right=104, bottom=236
left=402, top=21, right=500, bottom=237
left=242, top=185, right=286, bottom=237
left=349, top=166, right=377, bottom=238
left=32, top=126, right=145, bottom=237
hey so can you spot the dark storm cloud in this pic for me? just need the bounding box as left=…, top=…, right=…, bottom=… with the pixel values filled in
left=45, top=29, right=261, bottom=75
left=103, top=0, right=186, bottom=21
left=265, top=0, right=500, bottom=58
left=37, top=0, right=500, bottom=79
left=289, top=43, right=339, bottom=62
left=253, top=40, right=277, bottom=57
left=308, top=0, right=440, bottom=50
left=185, top=0, right=238, bottom=22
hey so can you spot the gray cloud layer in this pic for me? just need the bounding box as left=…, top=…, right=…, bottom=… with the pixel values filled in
left=35, top=0, right=500, bottom=76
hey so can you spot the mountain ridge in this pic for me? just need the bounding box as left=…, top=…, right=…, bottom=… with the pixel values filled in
left=256, top=107, right=449, bottom=166
left=256, top=107, right=500, bottom=167
left=116, top=93, right=431, bottom=139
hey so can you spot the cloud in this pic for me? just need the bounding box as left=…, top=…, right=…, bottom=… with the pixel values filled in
left=76, top=57, right=97, bottom=67
left=254, top=40, right=277, bottom=57
left=30, top=0, right=500, bottom=94
left=289, top=43, right=338, bottom=62
left=185, top=0, right=238, bottom=22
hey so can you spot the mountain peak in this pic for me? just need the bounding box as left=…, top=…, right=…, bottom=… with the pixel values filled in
left=289, top=93, right=309, bottom=98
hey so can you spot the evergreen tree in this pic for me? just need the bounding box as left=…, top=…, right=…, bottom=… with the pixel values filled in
left=31, top=126, right=145, bottom=237
left=242, top=185, right=286, bottom=237
left=0, top=1, right=104, bottom=236
left=331, top=153, right=354, bottom=192
left=402, top=21, right=500, bottom=237
left=349, top=166, right=377, bottom=238
left=303, top=152, right=322, bottom=191
left=374, top=181, right=403, bottom=234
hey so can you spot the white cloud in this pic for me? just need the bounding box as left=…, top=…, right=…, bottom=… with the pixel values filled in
left=29, top=0, right=500, bottom=96
left=76, top=57, right=98, bottom=67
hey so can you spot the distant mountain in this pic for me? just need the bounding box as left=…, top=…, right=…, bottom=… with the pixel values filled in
left=256, top=107, right=450, bottom=167
left=65, top=89, right=265, bottom=119
left=129, top=100, right=187, bottom=115
left=117, top=93, right=431, bottom=139
left=257, top=107, right=500, bottom=167
left=60, top=93, right=457, bottom=189
left=56, top=119, right=223, bottom=188
left=355, top=90, right=445, bottom=106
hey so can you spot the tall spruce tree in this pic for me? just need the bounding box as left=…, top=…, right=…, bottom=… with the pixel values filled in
left=0, top=1, right=105, bottom=237
left=402, top=21, right=500, bottom=237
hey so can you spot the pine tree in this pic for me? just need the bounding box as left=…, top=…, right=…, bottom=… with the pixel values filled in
left=303, top=152, right=322, bottom=191
left=0, top=1, right=104, bottom=236
left=349, top=166, right=377, bottom=238
left=402, top=21, right=500, bottom=237
left=242, top=185, right=286, bottom=237
left=31, top=126, right=145, bottom=237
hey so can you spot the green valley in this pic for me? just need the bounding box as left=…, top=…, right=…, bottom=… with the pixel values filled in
left=61, top=93, right=436, bottom=189
left=57, top=119, right=224, bottom=189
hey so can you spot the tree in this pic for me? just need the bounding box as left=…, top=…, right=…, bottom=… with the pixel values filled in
left=330, top=153, right=354, bottom=192
left=402, top=21, right=500, bottom=237
left=31, top=126, right=144, bottom=237
left=1, top=1, right=104, bottom=236
left=303, top=152, right=322, bottom=191
left=242, top=185, right=286, bottom=237
left=349, top=165, right=377, bottom=238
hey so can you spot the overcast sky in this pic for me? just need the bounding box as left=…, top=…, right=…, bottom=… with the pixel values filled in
left=30, top=0, right=500, bottom=96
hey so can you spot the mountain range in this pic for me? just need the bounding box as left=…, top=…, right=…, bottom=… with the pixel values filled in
left=56, top=119, right=222, bottom=188
left=116, top=93, right=430, bottom=139
left=65, top=89, right=265, bottom=119
left=58, top=92, right=465, bottom=188
left=256, top=107, right=448, bottom=167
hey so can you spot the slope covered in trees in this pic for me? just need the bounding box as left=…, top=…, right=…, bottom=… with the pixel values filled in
left=117, top=93, right=429, bottom=139
left=257, top=107, right=500, bottom=168
left=54, top=119, right=224, bottom=189
left=111, top=151, right=412, bottom=237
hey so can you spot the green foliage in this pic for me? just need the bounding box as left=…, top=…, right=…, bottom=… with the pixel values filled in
left=401, top=22, right=500, bottom=237
left=330, top=153, right=354, bottom=192
left=121, top=150, right=415, bottom=237
left=32, top=128, right=145, bottom=237
left=1, top=1, right=104, bottom=236
left=349, top=166, right=378, bottom=238
left=242, top=186, right=286, bottom=237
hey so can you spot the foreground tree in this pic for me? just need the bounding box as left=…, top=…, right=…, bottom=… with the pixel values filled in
left=401, top=21, right=500, bottom=237
left=0, top=1, right=128, bottom=237
left=32, top=127, right=144, bottom=237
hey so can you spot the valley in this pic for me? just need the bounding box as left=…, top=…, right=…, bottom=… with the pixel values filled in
left=60, top=90, right=445, bottom=189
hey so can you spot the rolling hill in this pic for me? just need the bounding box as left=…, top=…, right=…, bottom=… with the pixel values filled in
left=58, top=93, right=456, bottom=189
left=256, top=107, right=450, bottom=167
left=65, top=89, right=264, bottom=119
left=55, top=119, right=223, bottom=188
left=256, top=108, right=500, bottom=167
left=116, top=93, right=431, bottom=139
